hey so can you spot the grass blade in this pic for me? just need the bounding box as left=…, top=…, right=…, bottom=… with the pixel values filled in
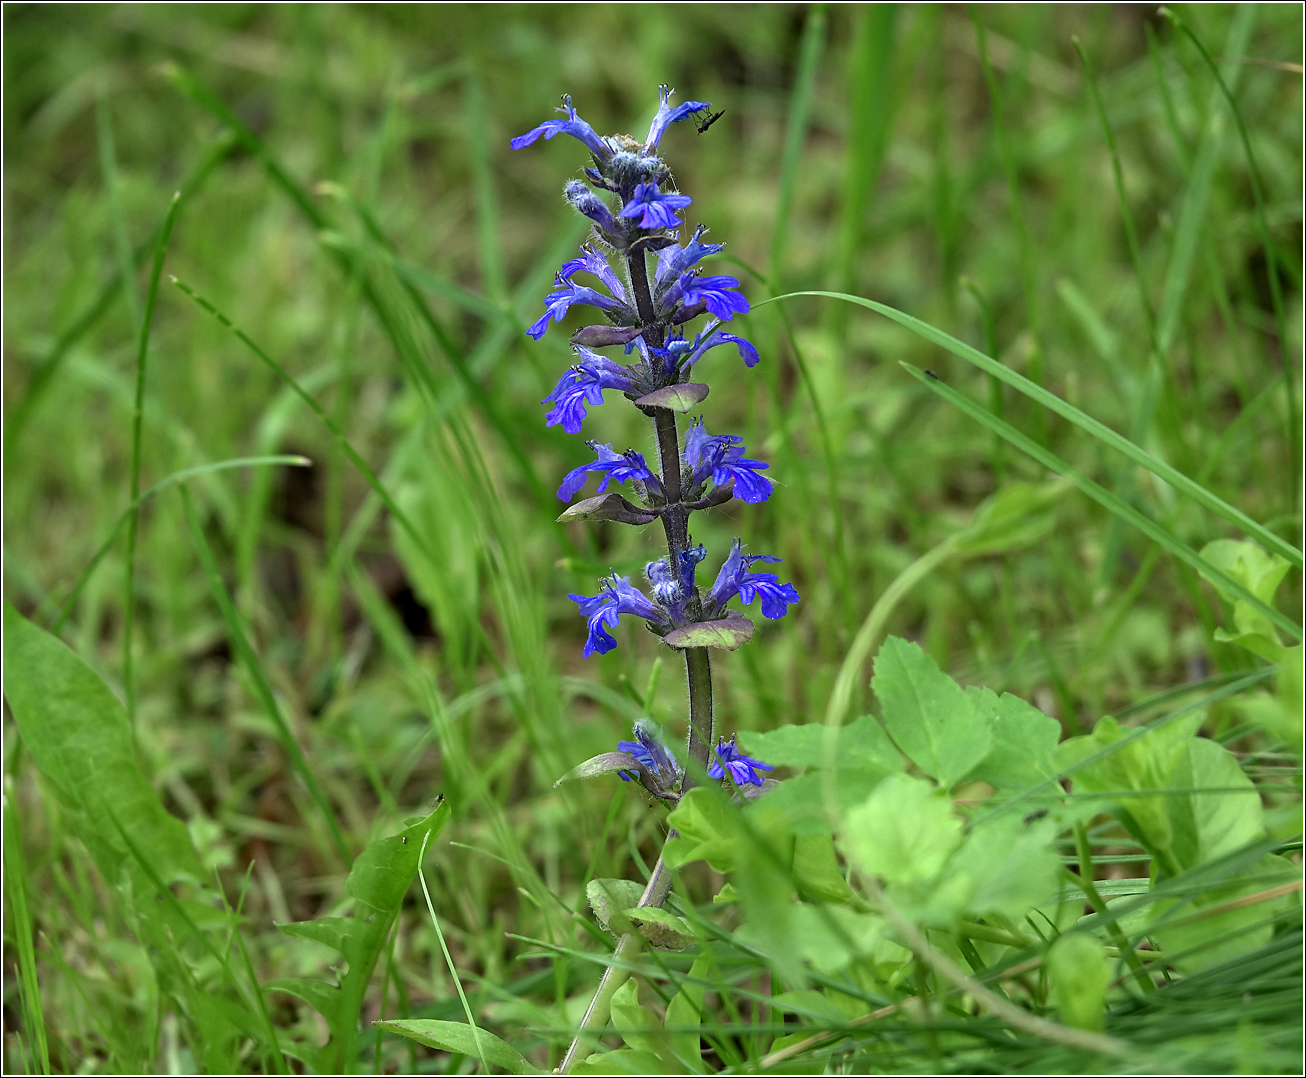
left=899, top=361, right=1299, bottom=641
left=3, top=789, right=51, bottom=1074
left=122, top=191, right=181, bottom=729
left=180, top=485, right=351, bottom=863
left=3, top=131, right=235, bottom=458
left=759, top=289, right=1303, bottom=568
left=50, top=455, right=311, bottom=634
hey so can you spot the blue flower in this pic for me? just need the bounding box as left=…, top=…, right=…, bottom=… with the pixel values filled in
left=618, top=182, right=693, bottom=230
left=565, top=181, right=621, bottom=240
left=708, top=736, right=773, bottom=786
left=559, top=245, right=629, bottom=304
left=643, top=85, right=711, bottom=151
left=542, top=349, right=636, bottom=434
left=644, top=544, right=706, bottom=621
left=707, top=539, right=800, bottom=620
left=676, top=273, right=750, bottom=320
left=683, top=420, right=772, bottom=504
left=511, top=94, right=611, bottom=158
left=654, top=226, right=724, bottom=291
left=528, top=277, right=634, bottom=341
left=558, top=442, right=657, bottom=501
left=617, top=719, right=680, bottom=783
left=679, top=322, right=760, bottom=369
left=570, top=574, right=665, bottom=657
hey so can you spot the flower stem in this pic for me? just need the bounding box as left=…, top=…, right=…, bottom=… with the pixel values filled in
left=558, top=248, right=718, bottom=1073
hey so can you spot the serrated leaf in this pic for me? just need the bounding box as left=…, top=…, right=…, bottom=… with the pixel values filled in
left=966, top=687, right=1061, bottom=791
left=747, top=769, right=887, bottom=836
left=634, top=383, right=710, bottom=411
left=662, top=616, right=755, bottom=650
left=743, top=713, right=903, bottom=774
left=871, top=636, right=993, bottom=788
left=375, top=1019, right=537, bottom=1074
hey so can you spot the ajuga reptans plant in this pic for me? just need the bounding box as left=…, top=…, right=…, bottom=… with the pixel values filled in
left=512, top=88, right=795, bottom=1067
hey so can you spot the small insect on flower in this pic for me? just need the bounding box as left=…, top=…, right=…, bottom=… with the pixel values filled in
left=696, top=109, right=725, bottom=134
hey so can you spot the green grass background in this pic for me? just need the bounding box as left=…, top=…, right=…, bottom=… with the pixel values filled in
left=3, top=2, right=1301, bottom=1072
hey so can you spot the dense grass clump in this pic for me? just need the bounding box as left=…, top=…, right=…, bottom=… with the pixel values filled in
left=3, top=5, right=1301, bottom=1074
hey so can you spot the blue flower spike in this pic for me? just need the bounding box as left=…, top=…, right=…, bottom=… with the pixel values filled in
left=617, top=719, right=680, bottom=785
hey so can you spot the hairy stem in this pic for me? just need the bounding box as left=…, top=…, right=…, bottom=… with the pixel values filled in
left=559, top=247, right=718, bottom=1074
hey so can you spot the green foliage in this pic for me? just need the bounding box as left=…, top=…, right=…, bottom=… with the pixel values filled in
left=1048, top=933, right=1110, bottom=1031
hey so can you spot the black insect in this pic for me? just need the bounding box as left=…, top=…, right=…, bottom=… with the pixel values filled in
left=924, top=369, right=940, bottom=380
left=1023, top=809, right=1049, bottom=824
left=696, top=109, right=725, bottom=134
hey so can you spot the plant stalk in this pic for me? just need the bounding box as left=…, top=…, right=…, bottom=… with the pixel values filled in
left=558, top=246, right=718, bottom=1073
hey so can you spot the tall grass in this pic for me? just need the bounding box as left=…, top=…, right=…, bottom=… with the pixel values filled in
left=3, top=4, right=1300, bottom=1073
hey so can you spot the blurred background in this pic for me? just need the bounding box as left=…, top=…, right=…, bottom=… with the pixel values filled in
left=3, top=3, right=1301, bottom=1071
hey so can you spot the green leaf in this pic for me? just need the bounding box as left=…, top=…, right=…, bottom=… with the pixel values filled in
left=587, top=878, right=645, bottom=935
left=665, top=788, right=743, bottom=872
left=609, top=979, right=671, bottom=1063
left=966, top=687, right=1061, bottom=792
left=347, top=800, right=450, bottom=911
left=1047, top=933, right=1109, bottom=1032
left=748, top=769, right=887, bottom=836
left=555, top=752, right=645, bottom=787
left=1056, top=714, right=1203, bottom=876
left=946, top=815, right=1059, bottom=923
left=1232, top=691, right=1301, bottom=746
left=743, top=713, right=902, bottom=774
left=664, top=957, right=710, bottom=1066
left=1151, top=854, right=1300, bottom=974
left=871, top=637, right=994, bottom=788
left=265, top=977, right=344, bottom=1028
left=574, top=1049, right=672, bottom=1075
left=557, top=494, right=659, bottom=525
left=662, top=616, right=755, bottom=651
left=625, top=907, right=696, bottom=951
left=633, top=383, right=710, bottom=411
left=793, top=834, right=853, bottom=903
left=1, top=602, right=202, bottom=886
left=1166, top=737, right=1265, bottom=875
left=374, top=1019, right=537, bottom=1074
left=839, top=773, right=962, bottom=885
left=1202, top=539, right=1293, bottom=649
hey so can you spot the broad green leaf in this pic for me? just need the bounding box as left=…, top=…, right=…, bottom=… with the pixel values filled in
left=664, top=957, right=710, bottom=1066
left=609, top=979, right=671, bottom=1063
left=742, top=713, right=903, bottom=774
left=587, top=878, right=645, bottom=935
left=375, top=1019, right=536, bottom=1074
left=1201, top=540, right=1293, bottom=608
left=748, top=769, right=887, bottom=835
left=945, top=816, right=1059, bottom=923
left=265, top=977, right=343, bottom=1027
left=871, top=637, right=993, bottom=787
left=1232, top=691, right=1301, bottom=746
left=575, top=1049, right=672, bottom=1075
left=662, top=616, right=754, bottom=651
left=276, top=918, right=369, bottom=965
left=1047, top=933, right=1109, bottom=1032
left=347, top=799, right=450, bottom=911
left=1056, top=714, right=1202, bottom=876
left=1166, top=737, right=1265, bottom=874
left=793, top=834, right=853, bottom=903
left=966, top=687, right=1061, bottom=791
left=1151, top=854, right=1300, bottom=974
left=1, top=603, right=201, bottom=886
left=665, top=788, right=743, bottom=872
left=839, top=773, right=962, bottom=885
left=785, top=905, right=895, bottom=973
